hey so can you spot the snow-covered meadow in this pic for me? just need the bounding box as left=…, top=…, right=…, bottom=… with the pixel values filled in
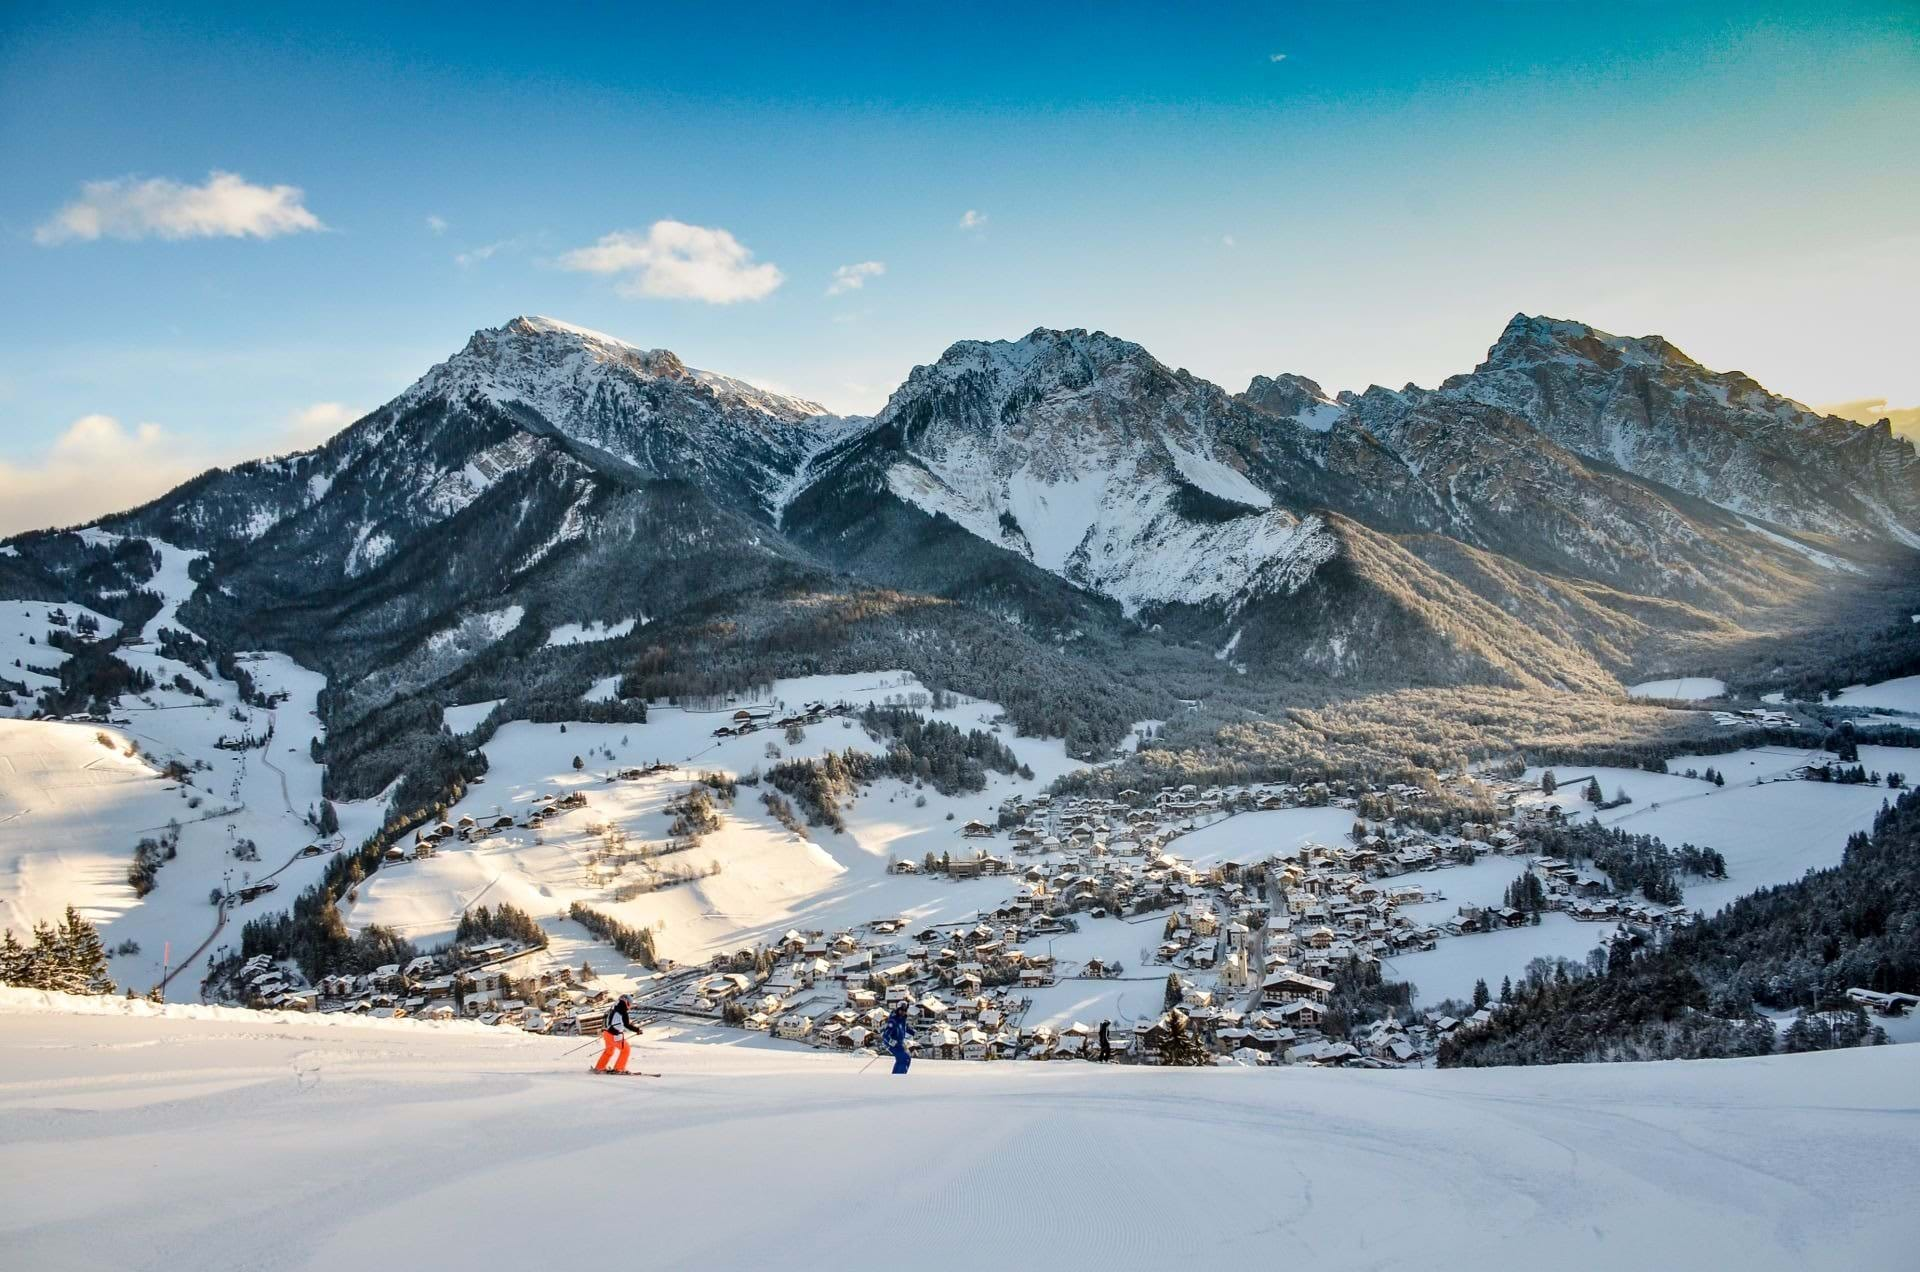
left=1627, top=677, right=1725, bottom=701
left=1828, top=674, right=1920, bottom=714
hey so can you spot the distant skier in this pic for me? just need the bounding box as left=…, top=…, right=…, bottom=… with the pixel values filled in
left=594, top=993, right=642, bottom=1075
left=882, top=1003, right=915, bottom=1074
left=1098, top=1019, right=1113, bottom=1063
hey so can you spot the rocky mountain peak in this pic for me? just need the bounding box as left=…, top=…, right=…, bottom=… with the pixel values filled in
left=1240, top=372, right=1342, bottom=432
left=1475, top=313, right=1704, bottom=379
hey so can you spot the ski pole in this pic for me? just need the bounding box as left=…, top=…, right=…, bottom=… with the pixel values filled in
left=562, top=1037, right=599, bottom=1057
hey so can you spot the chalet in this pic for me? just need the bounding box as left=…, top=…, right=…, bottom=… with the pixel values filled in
left=1261, top=970, right=1335, bottom=1007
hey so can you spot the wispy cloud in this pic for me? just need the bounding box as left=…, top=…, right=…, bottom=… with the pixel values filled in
left=425, top=214, right=448, bottom=234
left=1269, top=52, right=1288, bottom=63
left=1222, top=234, right=1237, bottom=248
left=826, top=260, right=886, bottom=296
left=558, top=220, right=783, bottom=303
left=959, top=209, right=987, bottom=231
left=454, top=238, right=517, bottom=268
left=35, top=171, right=324, bottom=245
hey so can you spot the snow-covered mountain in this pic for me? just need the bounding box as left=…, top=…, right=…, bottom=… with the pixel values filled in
left=846, top=328, right=1336, bottom=615
left=1440, top=315, right=1920, bottom=543
left=390, top=315, right=868, bottom=520
left=3, top=309, right=1915, bottom=788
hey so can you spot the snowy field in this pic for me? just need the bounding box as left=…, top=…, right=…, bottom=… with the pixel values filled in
left=1161, top=805, right=1356, bottom=866
left=1390, top=747, right=1917, bottom=1004
left=543, top=617, right=639, bottom=647
left=1526, top=747, right=1903, bottom=912
left=1383, top=916, right=1611, bottom=1005
left=351, top=672, right=1093, bottom=971
left=1627, top=677, right=1725, bottom=701
left=442, top=697, right=503, bottom=733
left=1829, top=674, right=1920, bottom=714
left=3, top=989, right=1916, bottom=1272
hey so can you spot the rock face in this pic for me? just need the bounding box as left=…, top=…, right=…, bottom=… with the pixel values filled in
left=1438, top=314, right=1920, bottom=542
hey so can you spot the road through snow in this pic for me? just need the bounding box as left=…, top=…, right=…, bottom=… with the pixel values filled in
left=1, top=990, right=1914, bottom=1272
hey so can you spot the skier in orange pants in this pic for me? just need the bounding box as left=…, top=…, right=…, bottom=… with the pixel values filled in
left=594, top=994, right=640, bottom=1074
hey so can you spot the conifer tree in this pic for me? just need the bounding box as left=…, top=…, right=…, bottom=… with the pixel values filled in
left=1472, top=978, right=1490, bottom=1010
left=60, top=906, right=114, bottom=995
left=0, top=929, right=29, bottom=986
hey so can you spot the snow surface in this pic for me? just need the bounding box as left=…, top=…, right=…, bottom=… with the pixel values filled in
left=1627, top=677, right=1725, bottom=701
left=543, top=617, right=640, bottom=647
left=1162, top=806, right=1357, bottom=866
left=1522, top=750, right=1901, bottom=911
left=1383, top=915, right=1612, bottom=1006
left=442, top=698, right=504, bottom=733
left=1829, top=675, right=1920, bottom=714
left=3, top=989, right=1916, bottom=1272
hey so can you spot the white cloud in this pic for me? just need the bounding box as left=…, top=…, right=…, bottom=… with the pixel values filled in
left=1222, top=234, right=1237, bottom=248
left=558, top=220, right=783, bottom=303
left=1269, top=52, right=1288, bottom=63
left=826, top=260, right=886, bottom=296
left=34, top=171, right=324, bottom=245
left=959, top=210, right=987, bottom=231
left=425, top=215, right=448, bottom=234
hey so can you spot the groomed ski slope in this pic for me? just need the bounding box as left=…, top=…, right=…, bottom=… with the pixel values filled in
left=3, top=991, right=1915, bottom=1272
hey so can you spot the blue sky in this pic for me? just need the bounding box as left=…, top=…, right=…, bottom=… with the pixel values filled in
left=1, top=2, right=1916, bottom=529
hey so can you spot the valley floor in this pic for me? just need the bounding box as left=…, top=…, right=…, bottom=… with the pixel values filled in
left=2, top=989, right=1915, bottom=1272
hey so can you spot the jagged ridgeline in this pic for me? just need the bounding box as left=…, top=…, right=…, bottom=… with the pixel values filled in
left=5, top=313, right=1919, bottom=803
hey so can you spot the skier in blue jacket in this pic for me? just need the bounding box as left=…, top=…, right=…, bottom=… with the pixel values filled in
left=882, top=1004, right=915, bottom=1074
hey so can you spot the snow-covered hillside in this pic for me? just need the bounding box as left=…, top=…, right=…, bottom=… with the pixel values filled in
left=0, top=567, right=388, bottom=996
left=349, top=672, right=1086, bottom=963
left=3, top=989, right=1915, bottom=1272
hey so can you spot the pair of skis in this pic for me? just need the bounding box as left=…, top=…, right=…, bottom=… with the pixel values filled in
left=589, top=1067, right=662, bottom=1078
